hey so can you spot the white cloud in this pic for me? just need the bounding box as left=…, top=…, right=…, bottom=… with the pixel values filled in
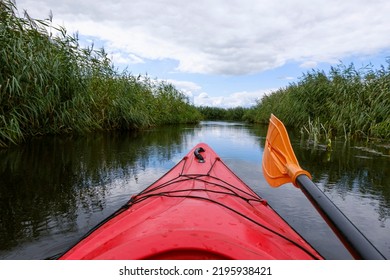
left=194, top=89, right=275, bottom=108
left=158, top=78, right=273, bottom=108
left=164, top=80, right=202, bottom=93
left=110, top=52, right=144, bottom=65
left=299, top=61, right=319, bottom=69
left=17, top=0, right=390, bottom=75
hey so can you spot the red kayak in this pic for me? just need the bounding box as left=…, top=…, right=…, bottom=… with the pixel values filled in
left=59, top=143, right=322, bottom=260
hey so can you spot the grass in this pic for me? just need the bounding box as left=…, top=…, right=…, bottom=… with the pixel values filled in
left=245, top=62, right=390, bottom=141
left=0, top=0, right=202, bottom=148
left=197, top=106, right=247, bottom=121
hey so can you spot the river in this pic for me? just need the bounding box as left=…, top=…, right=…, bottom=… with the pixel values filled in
left=0, top=121, right=389, bottom=259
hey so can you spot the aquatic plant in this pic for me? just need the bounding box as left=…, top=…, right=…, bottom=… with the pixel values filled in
left=0, top=0, right=201, bottom=148
left=197, top=106, right=247, bottom=121
left=249, top=61, right=390, bottom=140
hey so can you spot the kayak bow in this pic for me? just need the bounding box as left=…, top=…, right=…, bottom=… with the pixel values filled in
left=59, top=143, right=322, bottom=260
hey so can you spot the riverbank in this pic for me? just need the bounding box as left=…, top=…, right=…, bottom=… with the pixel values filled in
left=197, top=60, right=389, bottom=142
left=244, top=62, right=390, bottom=141
left=0, top=0, right=202, bottom=148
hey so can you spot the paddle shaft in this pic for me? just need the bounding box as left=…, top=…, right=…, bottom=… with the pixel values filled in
left=296, top=175, right=386, bottom=260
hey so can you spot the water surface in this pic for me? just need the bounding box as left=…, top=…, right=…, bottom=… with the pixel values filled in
left=0, top=121, right=389, bottom=259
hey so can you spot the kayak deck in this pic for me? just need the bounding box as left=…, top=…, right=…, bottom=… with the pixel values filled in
left=59, top=143, right=322, bottom=260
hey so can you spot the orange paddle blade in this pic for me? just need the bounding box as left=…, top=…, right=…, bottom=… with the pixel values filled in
left=262, top=114, right=311, bottom=187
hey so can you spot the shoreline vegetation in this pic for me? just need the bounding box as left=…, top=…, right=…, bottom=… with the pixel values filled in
left=199, top=61, right=390, bottom=142
left=1, top=0, right=389, bottom=148
left=246, top=61, right=390, bottom=142
left=0, top=0, right=202, bottom=148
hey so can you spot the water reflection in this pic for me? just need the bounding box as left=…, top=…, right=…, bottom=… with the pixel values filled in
left=295, top=139, right=390, bottom=210
left=293, top=137, right=390, bottom=258
left=0, top=125, right=198, bottom=258
left=0, top=121, right=389, bottom=259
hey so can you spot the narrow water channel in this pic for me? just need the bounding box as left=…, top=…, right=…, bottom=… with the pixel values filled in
left=0, top=121, right=389, bottom=259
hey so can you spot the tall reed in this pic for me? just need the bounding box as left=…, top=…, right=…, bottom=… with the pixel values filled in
left=197, top=106, right=247, bottom=121
left=0, top=0, right=201, bottom=148
left=248, top=62, right=390, bottom=140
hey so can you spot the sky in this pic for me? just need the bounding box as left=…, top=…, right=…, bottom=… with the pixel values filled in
left=15, top=0, right=390, bottom=108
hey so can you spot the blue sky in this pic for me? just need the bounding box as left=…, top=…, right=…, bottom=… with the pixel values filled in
left=16, top=0, right=390, bottom=108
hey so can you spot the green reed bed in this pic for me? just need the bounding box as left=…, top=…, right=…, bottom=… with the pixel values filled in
left=0, top=0, right=201, bottom=148
left=197, top=106, right=247, bottom=121
left=246, top=62, right=390, bottom=141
